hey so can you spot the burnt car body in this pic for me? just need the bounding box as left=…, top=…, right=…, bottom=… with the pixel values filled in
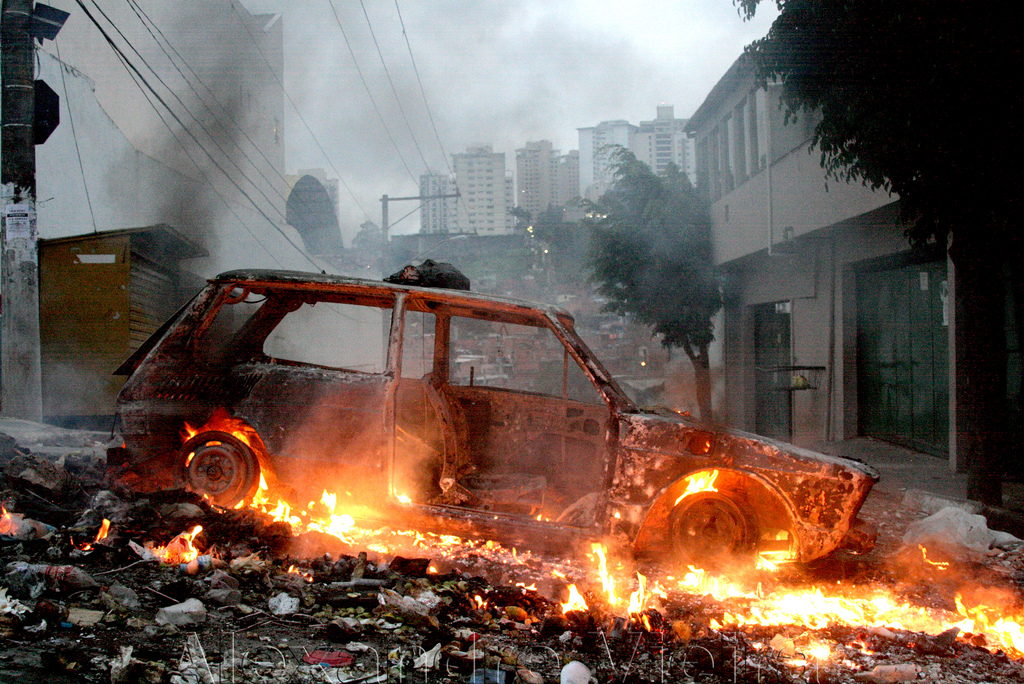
left=115, top=270, right=878, bottom=564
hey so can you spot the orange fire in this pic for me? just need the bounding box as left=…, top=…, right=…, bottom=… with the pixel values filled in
left=590, top=543, right=620, bottom=606
left=286, top=564, right=314, bottom=582
left=561, top=584, right=589, bottom=613
left=77, top=518, right=111, bottom=551
left=674, top=469, right=719, bottom=506
left=920, top=544, right=950, bottom=570
left=150, top=525, right=204, bottom=565
left=0, top=505, right=17, bottom=537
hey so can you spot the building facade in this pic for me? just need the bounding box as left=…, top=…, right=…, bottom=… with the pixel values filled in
left=515, top=141, right=581, bottom=220
left=419, top=172, right=459, bottom=234
left=578, top=120, right=639, bottom=200
left=25, top=2, right=337, bottom=426
left=635, top=105, right=695, bottom=186
left=688, top=55, right=956, bottom=466
left=554, top=150, right=580, bottom=207
left=452, top=145, right=515, bottom=235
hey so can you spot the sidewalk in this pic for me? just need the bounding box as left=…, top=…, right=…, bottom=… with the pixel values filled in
left=812, top=436, right=1024, bottom=538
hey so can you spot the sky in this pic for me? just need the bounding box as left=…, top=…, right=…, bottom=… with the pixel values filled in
left=240, top=0, right=778, bottom=238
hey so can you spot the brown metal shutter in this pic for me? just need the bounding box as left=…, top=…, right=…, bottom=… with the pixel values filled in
left=129, top=256, right=177, bottom=350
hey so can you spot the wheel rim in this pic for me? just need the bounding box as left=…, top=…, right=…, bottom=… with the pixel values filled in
left=180, top=430, right=259, bottom=507
left=671, top=493, right=753, bottom=564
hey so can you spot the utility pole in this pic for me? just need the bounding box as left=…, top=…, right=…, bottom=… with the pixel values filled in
left=379, top=191, right=459, bottom=276
left=1, top=0, right=42, bottom=420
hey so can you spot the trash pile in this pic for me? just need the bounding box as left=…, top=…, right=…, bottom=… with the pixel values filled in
left=1, top=423, right=1023, bottom=683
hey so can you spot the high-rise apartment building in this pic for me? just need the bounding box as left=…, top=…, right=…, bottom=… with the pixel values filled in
left=636, top=105, right=696, bottom=186
left=419, top=172, right=459, bottom=234
left=577, top=120, right=639, bottom=200
left=452, top=145, right=515, bottom=235
left=554, top=150, right=580, bottom=207
left=516, top=141, right=581, bottom=219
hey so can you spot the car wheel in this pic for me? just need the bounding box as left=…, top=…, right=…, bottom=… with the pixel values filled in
left=180, top=430, right=261, bottom=507
left=670, top=492, right=755, bottom=566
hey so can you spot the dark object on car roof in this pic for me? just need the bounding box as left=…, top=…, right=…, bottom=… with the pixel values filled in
left=385, top=259, right=470, bottom=291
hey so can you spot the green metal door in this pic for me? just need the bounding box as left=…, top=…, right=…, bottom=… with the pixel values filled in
left=753, top=301, right=792, bottom=439
left=857, top=262, right=948, bottom=454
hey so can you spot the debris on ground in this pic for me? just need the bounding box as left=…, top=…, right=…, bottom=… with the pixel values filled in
left=0, top=425, right=1022, bottom=683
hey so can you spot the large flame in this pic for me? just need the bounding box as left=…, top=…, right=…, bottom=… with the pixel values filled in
left=561, top=584, right=589, bottom=613
left=176, top=409, right=1024, bottom=659
left=674, top=469, right=719, bottom=506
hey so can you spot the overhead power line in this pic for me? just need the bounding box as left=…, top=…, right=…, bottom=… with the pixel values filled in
left=357, top=0, right=432, bottom=177
left=327, top=0, right=420, bottom=187
left=73, top=0, right=318, bottom=270
left=86, top=0, right=291, bottom=228
left=125, top=0, right=300, bottom=217
left=393, top=0, right=454, bottom=178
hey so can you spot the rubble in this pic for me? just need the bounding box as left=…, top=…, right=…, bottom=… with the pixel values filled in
left=0, top=426, right=1022, bottom=682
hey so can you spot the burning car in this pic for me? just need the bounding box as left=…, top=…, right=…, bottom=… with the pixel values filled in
left=114, top=269, right=877, bottom=565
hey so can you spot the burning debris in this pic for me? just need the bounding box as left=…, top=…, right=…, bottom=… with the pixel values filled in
left=1, top=425, right=1024, bottom=682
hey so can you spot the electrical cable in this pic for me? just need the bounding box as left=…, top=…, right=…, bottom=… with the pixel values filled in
left=109, top=44, right=283, bottom=269
left=393, top=0, right=454, bottom=178
left=230, top=6, right=374, bottom=220
left=388, top=202, right=423, bottom=231
left=358, top=0, right=432, bottom=176
left=125, top=0, right=295, bottom=212
left=125, top=0, right=327, bottom=226
left=327, top=0, right=420, bottom=187
left=53, top=41, right=98, bottom=235
left=73, top=0, right=318, bottom=270
left=85, top=0, right=291, bottom=228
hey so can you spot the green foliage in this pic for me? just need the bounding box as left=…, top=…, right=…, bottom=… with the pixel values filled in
left=738, top=0, right=1021, bottom=251
left=533, top=205, right=589, bottom=283
left=584, top=147, right=721, bottom=358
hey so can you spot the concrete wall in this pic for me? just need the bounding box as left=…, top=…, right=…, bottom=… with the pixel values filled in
left=717, top=211, right=922, bottom=447
left=42, top=0, right=284, bottom=218
left=33, top=51, right=322, bottom=278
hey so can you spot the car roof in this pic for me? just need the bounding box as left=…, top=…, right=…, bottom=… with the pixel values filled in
left=213, top=269, right=577, bottom=321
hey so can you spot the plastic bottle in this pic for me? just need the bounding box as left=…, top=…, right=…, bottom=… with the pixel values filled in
left=4, top=562, right=98, bottom=597
left=39, top=564, right=99, bottom=591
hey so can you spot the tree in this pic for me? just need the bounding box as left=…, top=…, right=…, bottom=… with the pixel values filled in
left=533, top=204, right=588, bottom=283
left=738, top=0, right=1023, bottom=505
left=584, top=147, right=721, bottom=419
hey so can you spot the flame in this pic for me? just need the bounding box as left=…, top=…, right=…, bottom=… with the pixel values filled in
left=471, top=594, right=486, bottom=610
left=395, top=493, right=412, bottom=504
left=674, top=470, right=719, bottom=506
left=919, top=544, right=949, bottom=570
left=0, top=505, right=17, bottom=536
left=561, top=584, right=589, bottom=613
left=591, top=543, right=619, bottom=606
left=627, top=571, right=648, bottom=617
left=150, top=525, right=204, bottom=564
left=674, top=566, right=1024, bottom=658
left=77, top=518, right=112, bottom=551
left=286, top=564, right=314, bottom=582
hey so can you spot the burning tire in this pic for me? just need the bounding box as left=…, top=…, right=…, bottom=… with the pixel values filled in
left=179, top=430, right=261, bottom=507
left=669, top=492, right=756, bottom=566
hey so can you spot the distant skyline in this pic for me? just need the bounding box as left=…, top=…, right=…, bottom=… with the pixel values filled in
left=240, top=1, right=778, bottom=236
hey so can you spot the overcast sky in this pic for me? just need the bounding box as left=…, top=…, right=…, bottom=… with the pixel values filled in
left=240, top=0, right=778, bottom=237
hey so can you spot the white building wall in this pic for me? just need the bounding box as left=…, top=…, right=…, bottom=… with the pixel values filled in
left=419, top=173, right=458, bottom=234
left=32, top=29, right=324, bottom=277
left=452, top=145, right=513, bottom=235
left=577, top=120, right=638, bottom=200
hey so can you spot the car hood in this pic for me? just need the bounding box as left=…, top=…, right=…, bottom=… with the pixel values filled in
left=618, top=409, right=881, bottom=481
